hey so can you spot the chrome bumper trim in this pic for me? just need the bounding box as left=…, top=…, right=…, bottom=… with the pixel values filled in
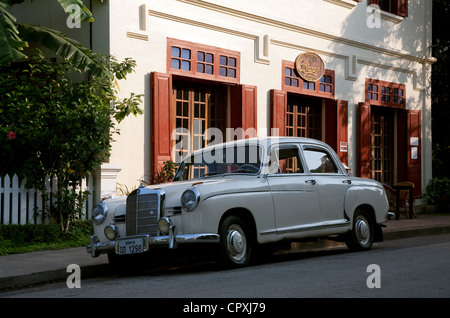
left=87, top=235, right=115, bottom=257
left=86, top=233, right=220, bottom=257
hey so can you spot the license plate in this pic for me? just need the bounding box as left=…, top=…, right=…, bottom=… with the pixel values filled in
left=117, top=237, right=145, bottom=255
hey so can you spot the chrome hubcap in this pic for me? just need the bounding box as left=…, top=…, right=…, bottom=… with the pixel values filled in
left=355, top=216, right=370, bottom=246
left=226, top=225, right=247, bottom=261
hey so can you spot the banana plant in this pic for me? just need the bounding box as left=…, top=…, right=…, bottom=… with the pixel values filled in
left=0, top=0, right=97, bottom=71
left=0, top=1, right=27, bottom=65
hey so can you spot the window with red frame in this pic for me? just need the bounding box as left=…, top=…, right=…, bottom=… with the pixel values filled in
left=367, top=83, right=379, bottom=101
left=197, top=51, right=214, bottom=75
left=283, top=62, right=334, bottom=98
left=365, top=79, right=405, bottom=108
left=368, top=0, right=408, bottom=17
left=219, top=55, right=237, bottom=78
left=167, top=38, right=240, bottom=84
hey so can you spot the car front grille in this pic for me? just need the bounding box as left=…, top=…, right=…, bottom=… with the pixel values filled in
left=126, top=188, right=164, bottom=236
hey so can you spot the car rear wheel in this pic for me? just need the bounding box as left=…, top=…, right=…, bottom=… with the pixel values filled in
left=217, top=216, right=252, bottom=268
left=345, top=209, right=374, bottom=251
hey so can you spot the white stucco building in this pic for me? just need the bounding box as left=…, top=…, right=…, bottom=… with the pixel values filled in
left=14, top=0, right=434, bottom=200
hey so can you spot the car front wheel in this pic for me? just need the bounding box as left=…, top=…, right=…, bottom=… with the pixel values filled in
left=217, top=216, right=252, bottom=268
left=345, top=209, right=374, bottom=251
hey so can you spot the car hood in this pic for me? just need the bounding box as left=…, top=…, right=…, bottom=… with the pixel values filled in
left=106, top=175, right=266, bottom=217
left=148, top=175, right=266, bottom=208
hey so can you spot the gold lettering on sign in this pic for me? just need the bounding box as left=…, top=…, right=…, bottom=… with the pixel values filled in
left=295, top=52, right=325, bottom=82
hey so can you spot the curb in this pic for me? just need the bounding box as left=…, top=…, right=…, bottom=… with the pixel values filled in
left=383, top=225, right=450, bottom=240
left=0, top=263, right=112, bottom=292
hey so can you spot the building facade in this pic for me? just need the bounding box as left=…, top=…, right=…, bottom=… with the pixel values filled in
left=14, top=0, right=434, bottom=200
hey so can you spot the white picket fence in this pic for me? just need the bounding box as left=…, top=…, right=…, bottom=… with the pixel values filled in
left=0, top=174, right=96, bottom=225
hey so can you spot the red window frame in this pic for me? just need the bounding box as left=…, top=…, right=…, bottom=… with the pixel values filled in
left=365, top=78, right=406, bottom=109
left=167, top=38, right=240, bottom=84
left=282, top=61, right=335, bottom=99
left=368, top=0, right=408, bottom=17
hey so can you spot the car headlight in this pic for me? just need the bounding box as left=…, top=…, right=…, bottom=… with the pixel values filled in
left=181, top=188, right=200, bottom=211
left=92, top=202, right=108, bottom=225
left=104, top=225, right=118, bottom=240
left=158, top=217, right=172, bottom=234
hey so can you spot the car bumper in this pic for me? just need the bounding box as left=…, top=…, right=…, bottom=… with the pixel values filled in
left=87, top=232, right=220, bottom=258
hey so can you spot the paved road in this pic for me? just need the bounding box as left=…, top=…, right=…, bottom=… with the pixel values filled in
left=2, top=234, right=450, bottom=299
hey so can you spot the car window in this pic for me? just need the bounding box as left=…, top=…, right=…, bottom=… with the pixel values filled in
left=303, top=147, right=338, bottom=174
left=269, top=146, right=304, bottom=174
left=174, top=145, right=262, bottom=180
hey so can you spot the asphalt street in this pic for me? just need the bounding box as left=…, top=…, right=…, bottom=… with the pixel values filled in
left=1, top=234, right=450, bottom=298
left=1, top=214, right=450, bottom=293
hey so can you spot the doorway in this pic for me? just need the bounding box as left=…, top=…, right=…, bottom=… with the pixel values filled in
left=172, top=82, right=227, bottom=162
left=286, top=95, right=322, bottom=139
left=370, top=106, right=394, bottom=184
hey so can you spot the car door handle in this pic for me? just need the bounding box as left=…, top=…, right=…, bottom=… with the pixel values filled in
left=305, top=179, right=316, bottom=185
left=342, top=179, right=352, bottom=184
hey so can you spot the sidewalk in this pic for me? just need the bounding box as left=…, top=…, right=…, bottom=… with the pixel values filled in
left=1, top=214, right=450, bottom=291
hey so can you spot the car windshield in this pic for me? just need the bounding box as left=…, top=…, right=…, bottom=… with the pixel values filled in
left=174, top=145, right=262, bottom=181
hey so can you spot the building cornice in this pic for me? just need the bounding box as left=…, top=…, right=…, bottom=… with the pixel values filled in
left=148, top=3, right=433, bottom=90
left=323, top=0, right=358, bottom=10
left=176, top=0, right=433, bottom=64
left=149, top=9, right=256, bottom=40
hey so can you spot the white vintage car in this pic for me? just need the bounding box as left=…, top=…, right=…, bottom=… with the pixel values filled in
left=87, top=137, right=389, bottom=268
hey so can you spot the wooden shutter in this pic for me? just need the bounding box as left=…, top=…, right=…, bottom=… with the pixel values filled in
left=150, top=72, right=172, bottom=172
left=270, top=89, right=287, bottom=136
left=325, top=99, right=348, bottom=164
left=397, top=109, right=407, bottom=183
left=325, top=99, right=337, bottom=150
left=407, top=110, right=421, bottom=197
left=397, top=0, right=408, bottom=17
left=358, top=102, right=371, bottom=178
left=336, top=100, right=349, bottom=165
left=230, top=84, right=257, bottom=138
left=242, top=85, right=257, bottom=136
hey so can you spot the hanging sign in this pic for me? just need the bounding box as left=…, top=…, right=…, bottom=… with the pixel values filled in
left=295, top=52, right=325, bottom=82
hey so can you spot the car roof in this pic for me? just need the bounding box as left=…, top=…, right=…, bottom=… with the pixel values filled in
left=187, top=137, right=328, bottom=157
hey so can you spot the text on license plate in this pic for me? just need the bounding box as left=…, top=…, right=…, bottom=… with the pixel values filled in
left=117, top=238, right=145, bottom=255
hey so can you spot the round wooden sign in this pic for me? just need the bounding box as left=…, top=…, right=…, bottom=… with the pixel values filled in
left=295, top=52, right=325, bottom=82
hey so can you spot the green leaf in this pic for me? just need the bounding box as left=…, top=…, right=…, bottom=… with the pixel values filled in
left=0, top=2, right=28, bottom=66
left=57, top=0, right=94, bottom=23
left=17, top=23, right=103, bottom=74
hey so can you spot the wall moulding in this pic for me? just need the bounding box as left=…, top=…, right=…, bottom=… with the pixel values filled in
left=148, top=4, right=430, bottom=87
left=271, top=39, right=356, bottom=81
left=148, top=9, right=255, bottom=40
left=255, top=34, right=270, bottom=65
left=272, top=39, right=423, bottom=89
left=148, top=9, right=266, bottom=65
left=356, top=56, right=424, bottom=92
left=126, top=31, right=148, bottom=41
left=323, top=0, right=358, bottom=9
left=175, top=0, right=430, bottom=64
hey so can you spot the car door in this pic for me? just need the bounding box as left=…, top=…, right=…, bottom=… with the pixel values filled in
left=301, top=145, right=352, bottom=229
left=266, top=144, right=322, bottom=240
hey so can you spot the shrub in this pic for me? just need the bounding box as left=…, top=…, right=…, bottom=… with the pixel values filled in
left=0, top=223, right=63, bottom=244
left=0, top=220, right=93, bottom=255
left=422, top=177, right=450, bottom=212
left=0, top=54, right=142, bottom=232
left=145, top=161, right=178, bottom=185
left=0, top=220, right=92, bottom=243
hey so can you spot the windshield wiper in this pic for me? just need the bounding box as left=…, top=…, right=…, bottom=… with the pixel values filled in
left=202, top=172, right=224, bottom=177
left=231, top=165, right=260, bottom=174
